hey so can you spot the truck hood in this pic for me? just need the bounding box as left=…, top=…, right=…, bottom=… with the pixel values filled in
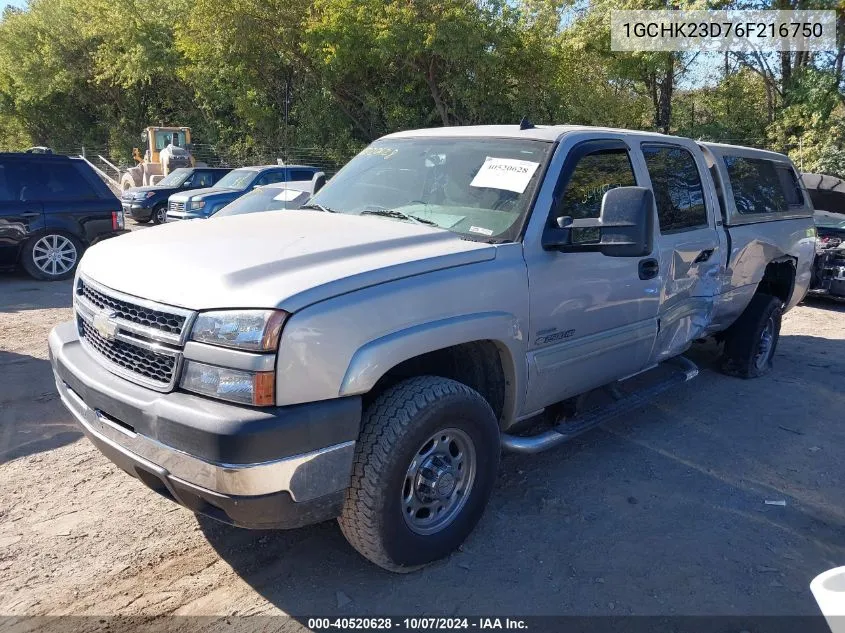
left=79, top=211, right=496, bottom=312
left=169, top=187, right=240, bottom=203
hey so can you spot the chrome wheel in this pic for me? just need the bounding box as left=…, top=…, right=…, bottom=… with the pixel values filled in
left=154, top=206, right=167, bottom=224
left=402, top=428, right=476, bottom=536
left=754, top=316, right=775, bottom=370
left=31, top=234, right=77, bottom=277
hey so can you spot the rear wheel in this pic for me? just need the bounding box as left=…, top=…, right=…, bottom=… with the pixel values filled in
left=339, top=376, right=500, bottom=572
left=151, top=203, right=167, bottom=225
left=720, top=293, right=783, bottom=378
left=21, top=232, right=82, bottom=281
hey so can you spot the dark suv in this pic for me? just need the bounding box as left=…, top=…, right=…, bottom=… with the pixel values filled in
left=0, top=153, right=124, bottom=281
left=121, top=167, right=232, bottom=225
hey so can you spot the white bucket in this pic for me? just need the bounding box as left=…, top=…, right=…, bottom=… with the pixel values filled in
left=811, top=566, right=845, bottom=633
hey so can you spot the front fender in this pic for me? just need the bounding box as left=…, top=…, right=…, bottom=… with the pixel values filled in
left=274, top=246, right=530, bottom=420
left=339, top=311, right=523, bottom=422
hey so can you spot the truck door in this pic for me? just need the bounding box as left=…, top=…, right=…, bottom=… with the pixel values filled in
left=636, top=142, right=721, bottom=362
left=522, top=138, right=662, bottom=413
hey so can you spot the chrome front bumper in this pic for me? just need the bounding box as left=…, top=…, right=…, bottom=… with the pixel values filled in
left=49, top=320, right=361, bottom=528
left=55, top=375, right=354, bottom=502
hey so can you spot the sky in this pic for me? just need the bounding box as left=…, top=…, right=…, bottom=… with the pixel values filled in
left=1, top=0, right=26, bottom=11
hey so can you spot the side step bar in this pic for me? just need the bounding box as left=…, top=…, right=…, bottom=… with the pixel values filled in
left=501, top=356, right=699, bottom=454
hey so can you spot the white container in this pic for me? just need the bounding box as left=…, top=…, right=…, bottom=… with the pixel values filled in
left=811, top=566, right=845, bottom=633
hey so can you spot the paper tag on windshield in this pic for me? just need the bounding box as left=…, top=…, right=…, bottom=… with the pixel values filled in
left=470, top=157, right=539, bottom=193
left=273, top=189, right=305, bottom=201
left=469, top=226, right=493, bottom=236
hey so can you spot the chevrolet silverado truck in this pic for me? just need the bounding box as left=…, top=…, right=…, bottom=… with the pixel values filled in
left=49, top=125, right=815, bottom=572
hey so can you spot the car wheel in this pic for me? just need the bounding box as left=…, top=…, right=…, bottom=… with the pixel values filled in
left=720, top=293, right=783, bottom=378
left=21, top=232, right=83, bottom=281
left=338, top=376, right=500, bottom=573
left=151, top=204, right=167, bottom=225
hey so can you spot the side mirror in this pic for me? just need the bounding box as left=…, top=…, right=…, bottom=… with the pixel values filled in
left=542, top=186, right=654, bottom=257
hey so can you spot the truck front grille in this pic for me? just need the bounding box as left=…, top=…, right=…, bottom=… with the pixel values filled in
left=79, top=319, right=177, bottom=388
left=169, top=200, right=185, bottom=214
left=78, top=279, right=186, bottom=336
left=74, top=275, right=194, bottom=391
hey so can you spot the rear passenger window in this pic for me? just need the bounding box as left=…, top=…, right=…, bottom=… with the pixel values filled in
left=289, top=169, right=314, bottom=181
left=723, top=156, right=800, bottom=214
left=0, top=164, right=20, bottom=201
left=642, top=144, right=708, bottom=232
left=775, top=165, right=803, bottom=206
left=18, top=162, right=97, bottom=202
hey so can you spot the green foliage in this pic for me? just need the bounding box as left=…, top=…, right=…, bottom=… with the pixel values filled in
left=0, top=0, right=841, bottom=173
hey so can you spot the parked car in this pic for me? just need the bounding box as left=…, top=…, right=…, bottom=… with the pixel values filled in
left=802, top=172, right=845, bottom=300
left=166, top=165, right=322, bottom=221
left=0, top=152, right=124, bottom=280
left=50, top=125, right=813, bottom=572
left=211, top=183, right=313, bottom=218
left=121, top=167, right=232, bottom=225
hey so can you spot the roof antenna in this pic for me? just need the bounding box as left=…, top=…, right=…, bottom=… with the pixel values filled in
left=519, top=116, right=534, bottom=131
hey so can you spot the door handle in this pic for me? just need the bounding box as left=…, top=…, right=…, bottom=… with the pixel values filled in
left=694, top=248, right=714, bottom=263
left=21, top=212, right=41, bottom=218
left=638, top=258, right=659, bottom=280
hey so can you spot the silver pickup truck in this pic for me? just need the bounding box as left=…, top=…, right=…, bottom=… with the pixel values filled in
left=48, top=125, right=815, bottom=572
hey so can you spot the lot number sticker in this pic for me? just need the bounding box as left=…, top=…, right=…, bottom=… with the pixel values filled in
left=470, top=157, right=539, bottom=193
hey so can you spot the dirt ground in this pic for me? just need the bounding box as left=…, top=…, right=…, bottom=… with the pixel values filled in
left=2, top=224, right=844, bottom=622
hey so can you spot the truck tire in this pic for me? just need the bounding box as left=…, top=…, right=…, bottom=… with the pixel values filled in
left=339, top=376, right=500, bottom=572
left=720, top=293, right=783, bottom=378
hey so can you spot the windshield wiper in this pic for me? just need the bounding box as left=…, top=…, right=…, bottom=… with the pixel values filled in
left=300, top=202, right=337, bottom=213
left=361, top=208, right=438, bottom=226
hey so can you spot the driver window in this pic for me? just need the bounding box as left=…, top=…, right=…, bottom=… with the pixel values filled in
left=193, top=172, right=213, bottom=187
left=556, top=148, right=636, bottom=243
left=256, top=171, right=286, bottom=186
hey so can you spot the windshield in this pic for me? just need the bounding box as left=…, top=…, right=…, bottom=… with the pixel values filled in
left=215, top=168, right=257, bottom=190
left=309, top=137, right=552, bottom=240
left=213, top=187, right=309, bottom=217
left=157, top=168, right=191, bottom=187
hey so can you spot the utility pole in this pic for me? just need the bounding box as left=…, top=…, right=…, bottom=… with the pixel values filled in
left=283, top=75, right=292, bottom=164
left=799, top=135, right=804, bottom=172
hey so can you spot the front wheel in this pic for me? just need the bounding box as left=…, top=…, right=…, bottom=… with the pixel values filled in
left=151, top=203, right=167, bottom=225
left=339, top=376, right=500, bottom=573
left=21, top=232, right=82, bottom=281
left=720, top=293, right=783, bottom=378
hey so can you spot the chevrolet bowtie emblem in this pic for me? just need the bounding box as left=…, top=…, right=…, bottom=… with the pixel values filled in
left=93, top=310, right=119, bottom=341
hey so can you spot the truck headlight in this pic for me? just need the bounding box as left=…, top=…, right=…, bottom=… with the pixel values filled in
left=180, top=361, right=274, bottom=406
left=190, top=200, right=205, bottom=210
left=190, top=309, right=287, bottom=351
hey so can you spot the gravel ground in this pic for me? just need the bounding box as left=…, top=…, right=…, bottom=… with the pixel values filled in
left=1, top=227, right=844, bottom=621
